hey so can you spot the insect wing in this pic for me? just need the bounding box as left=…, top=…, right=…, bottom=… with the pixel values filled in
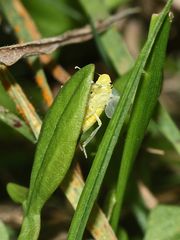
left=105, top=88, right=120, bottom=119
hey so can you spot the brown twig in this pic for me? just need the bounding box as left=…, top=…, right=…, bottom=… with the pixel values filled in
left=0, top=7, right=140, bottom=66
left=12, top=0, right=70, bottom=84
left=2, top=0, right=54, bottom=106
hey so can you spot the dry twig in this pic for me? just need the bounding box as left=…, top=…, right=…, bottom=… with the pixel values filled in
left=0, top=8, right=140, bottom=66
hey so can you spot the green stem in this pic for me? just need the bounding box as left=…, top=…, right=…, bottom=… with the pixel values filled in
left=18, top=214, right=41, bottom=240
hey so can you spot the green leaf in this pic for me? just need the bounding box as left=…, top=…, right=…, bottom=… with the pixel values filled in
left=0, top=65, right=42, bottom=140
left=144, top=205, right=180, bottom=240
left=67, top=2, right=173, bottom=239
left=0, top=81, right=16, bottom=113
left=110, top=12, right=172, bottom=231
left=104, top=0, right=131, bottom=11
left=18, top=64, right=94, bottom=240
left=80, top=0, right=108, bottom=21
left=101, top=28, right=134, bottom=75
left=115, top=72, right=180, bottom=156
left=22, top=0, right=83, bottom=37
left=79, top=0, right=133, bottom=75
left=7, top=183, right=28, bottom=204
left=80, top=0, right=179, bottom=155
left=118, top=228, right=129, bottom=240
left=1, top=0, right=53, bottom=107
left=154, top=103, right=180, bottom=154
left=0, top=221, right=10, bottom=240
left=0, top=105, right=36, bottom=143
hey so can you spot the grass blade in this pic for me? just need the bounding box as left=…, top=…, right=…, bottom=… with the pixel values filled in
left=81, top=0, right=179, bottom=155
left=1, top=0, right=53, bottom=106
left=0, top=221, right=9, bottom=240
left=154, top=102, right=180, bottom=154
left=61, top=164, right=118, bottom=240
left=144, top=205, right=180, bottom=240
left=110, top=13, right=172, bottom=231
left=0, top=105, right=36, bottom=143
left=79, top=0, right=134, bottom=75
left=67, top=1, right=173, bottom=239
left=0, top=65, right=41, bottom=139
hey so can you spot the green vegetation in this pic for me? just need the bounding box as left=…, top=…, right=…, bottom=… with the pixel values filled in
left=0, top=0, right=179, bottom=239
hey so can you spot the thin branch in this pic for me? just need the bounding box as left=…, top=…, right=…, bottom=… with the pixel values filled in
left=0, top=7, right=140, bottom=66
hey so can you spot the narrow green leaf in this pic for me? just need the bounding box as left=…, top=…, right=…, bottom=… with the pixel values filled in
left=101, top=28, right=134, bottom=75
left=67, top=2, right=173, bottom=239
left=115, top=71, right=180, bottom=156
left=104, top=0, right=130, bottom=10
left=132, top=203, right=148, bottom=232
left=90, top=20, right=113, bottom=71
left=7, top=183, right=28, bottom=204
left=18, top=64, right=94, bottom=240
left=0, top=221, right=9, bottom=240
left=0, top=105, right=36, bottom=143
left=103, top=188, right=116, bottom=221
left=118, top=228, right=129, bottom=240
left=80, top=0, right=108, bottom=22
left=110, top=12, right=172, bottom=231
left=104, top=0, right=131, bottom=11
left=0, top=81, right=16, bottom=113
left=0, top=65, right=42, bottom=139
left=144, top=205, right=180, bottom=240
left=1, top=0, right=53, bottom=107
left=154, top=103, right=180, bottom=154
left=79, top=0, right=134, bottom=75
left=81, top=0, right=179, bottom=155
left=22, top=0, right=82, bottom=36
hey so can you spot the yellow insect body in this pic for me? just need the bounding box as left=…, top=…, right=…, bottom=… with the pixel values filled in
left=81, top=74, right=112, bottom=157
left=82, top=74, right=112, bottom=132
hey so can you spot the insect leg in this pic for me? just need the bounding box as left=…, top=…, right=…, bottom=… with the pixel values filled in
left=82, top=113, right=102, bottom=158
